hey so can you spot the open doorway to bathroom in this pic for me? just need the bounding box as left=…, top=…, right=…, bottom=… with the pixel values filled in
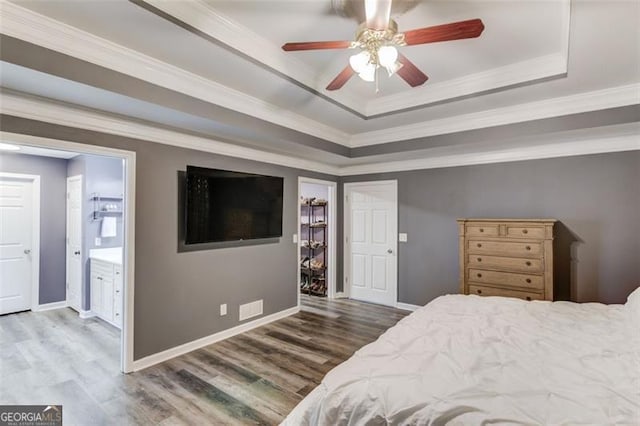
left=298, top=178, right=337, bottom=304
left=0, top=135, right=135, bottom=382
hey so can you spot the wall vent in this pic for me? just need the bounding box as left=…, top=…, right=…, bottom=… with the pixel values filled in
left=239, top=299, right=263, bottom=321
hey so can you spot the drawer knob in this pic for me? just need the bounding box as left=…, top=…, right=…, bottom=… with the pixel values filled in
left=479, top=228, right=484, bottom=232
left=522, top=229, right=528, bottom=234
left=477, top=257, right=482, bottom=262
left=526, top=278, right=532, bottom=284
left=477, top=273, right=482, bottom=278
left=477, top=243, right=482, bottom=248
left=526, top=261, right=532, bottom=266
left=476, top=289, right=482, bottom=294
left=526, top=296, right=532, bottom=301
left=526, top=246, right=531, bottom=251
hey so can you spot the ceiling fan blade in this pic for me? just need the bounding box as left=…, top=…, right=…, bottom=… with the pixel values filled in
left=326, top=65, right=356, bottom=91
left=365, top=0, right=392, bottom=30
left=396, top=53, right=428, bottom=87
left=403, top=18, right=485, bottom=45
left=282, top=41, right=352, bottom=51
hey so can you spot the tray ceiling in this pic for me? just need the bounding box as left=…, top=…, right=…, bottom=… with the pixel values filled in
left=0, top=0, right=638, bottom=171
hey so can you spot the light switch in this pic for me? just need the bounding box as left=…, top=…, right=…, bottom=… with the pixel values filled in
left=399, top=233, right=408, bottom=242
left=220, top=304, right=227, bottom=316
left=293, top=233, right=298, bottom=243
left=95, top=237, right=102, bottom=246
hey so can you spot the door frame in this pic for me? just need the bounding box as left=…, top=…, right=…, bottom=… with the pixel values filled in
left=297, top=177, right=338, bottom=308
left=65, top=174, right=83, bottom=311
left=0, top=172, right=41, bottom=312
left=1, top=131, right=136, bottom=374
left=343, top=180, right=398, bottom=306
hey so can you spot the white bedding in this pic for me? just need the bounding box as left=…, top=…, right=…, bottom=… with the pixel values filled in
left=283, top=294, right=640, bottom=425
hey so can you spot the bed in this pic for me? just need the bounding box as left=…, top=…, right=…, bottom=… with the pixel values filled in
left=283, top=289, right=640, bottom=425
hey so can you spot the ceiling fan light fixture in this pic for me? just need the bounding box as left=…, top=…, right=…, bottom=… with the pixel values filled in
left=349, top=51, right=370, bottom=73
left=385, top=60, right=403, bottom=77
left=358, top=63, right=377, bottom=82
left=378, top=45, right=398, bottom=67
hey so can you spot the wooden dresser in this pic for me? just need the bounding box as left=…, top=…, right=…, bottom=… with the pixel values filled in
left=457, top=219, right=556, bottom=301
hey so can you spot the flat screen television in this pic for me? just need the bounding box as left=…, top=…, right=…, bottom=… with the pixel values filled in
left=185, top=166, right=284, bottom=244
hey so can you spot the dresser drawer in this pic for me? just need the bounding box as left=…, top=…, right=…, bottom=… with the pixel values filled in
left=469, top=284, right=544, bottom=301
left=468, top=240, right=542, bottom=258
left=465, top=224, right=499, bottom=237
left=468, top=254, right=543, bottom=273
left=506, top=225, right=545, bottom=239
left=469, top=268, right=543, bottom=290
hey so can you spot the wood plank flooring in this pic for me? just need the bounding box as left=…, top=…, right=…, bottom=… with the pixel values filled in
left=0, top=295, right=408, bottom=425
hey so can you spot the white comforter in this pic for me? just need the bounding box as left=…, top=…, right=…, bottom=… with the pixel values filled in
left=283, top=295, right=640, bottom=425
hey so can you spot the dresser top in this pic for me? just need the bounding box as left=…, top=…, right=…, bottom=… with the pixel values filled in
left=457, top=218, right=557, bottom=223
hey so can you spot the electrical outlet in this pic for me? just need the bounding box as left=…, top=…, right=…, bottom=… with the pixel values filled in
left=293, top=233, right=298, bottom=243
left=220, top=304, right=227, bottom=316
left=95, top=237, right=102, bottom=246
left=399, top=233, right=408, bottom=242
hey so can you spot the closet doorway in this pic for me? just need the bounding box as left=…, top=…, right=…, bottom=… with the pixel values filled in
left=297, top=178, right=337, bottom=305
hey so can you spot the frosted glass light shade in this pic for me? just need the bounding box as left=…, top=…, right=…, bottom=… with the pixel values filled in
left=358, top=63, right=376, bottom=82
left=349, top=51, right=370, bottom=73
left=378, top=46, right=398, bottom=68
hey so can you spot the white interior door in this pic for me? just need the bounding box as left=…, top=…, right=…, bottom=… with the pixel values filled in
left=0, top=176, right=34, bottom=314
left=66, top=175, right=83, bottom=312
left=345, top=181, right=398, bottom=307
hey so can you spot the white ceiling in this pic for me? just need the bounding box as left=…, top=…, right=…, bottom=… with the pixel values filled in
left=0, top=0, right=638, bottom=168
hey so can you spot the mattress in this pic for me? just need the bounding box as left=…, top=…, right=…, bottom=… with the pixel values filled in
left=283, top=294, right=640, bottom=425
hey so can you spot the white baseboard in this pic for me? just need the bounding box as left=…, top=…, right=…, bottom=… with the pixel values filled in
left=131, top=305, right=300, bottom=372
left=33, top=300, right=67, bottom=312
left=396, top=302, right=422, bottom=312
left=334, top=292, right=348, bottom=299
left=79, top=309, right=96, bottom=319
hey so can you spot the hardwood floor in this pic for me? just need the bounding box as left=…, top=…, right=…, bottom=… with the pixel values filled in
left=0, top=296, right=408, bottom=425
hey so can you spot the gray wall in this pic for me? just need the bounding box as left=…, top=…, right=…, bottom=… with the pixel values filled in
left=1, top=115, right=336, bottom=360
left=341, top=151, right=640, bottom=305
left=68, top=154, right=124, bottom=310
left=0, top=152, right=68, bottom=304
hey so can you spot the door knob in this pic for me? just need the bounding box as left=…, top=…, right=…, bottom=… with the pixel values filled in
left=387, top=249, right=393, bottom=254
left=74, top=251, right=81, bottom=255
left=24, top=249, right=31, bottom=254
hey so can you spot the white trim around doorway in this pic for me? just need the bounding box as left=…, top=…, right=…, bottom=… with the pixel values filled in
left=0, top=131, right=137, bottom=374
left=297, top=177, right=338, bottom=308
left=0, top=172, right=41, bottom=313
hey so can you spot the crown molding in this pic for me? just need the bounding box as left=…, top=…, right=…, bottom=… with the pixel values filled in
left=139, top=0, right=572, bottom=118
left=2, top=91, right=638, bottom=178
left=0, top=91, right=341, bottom=176
left=341, top=131, right=640, bottom=176
left=0, top=1, right=350, bottom=146
left=349, top=83, right=640, bottom=147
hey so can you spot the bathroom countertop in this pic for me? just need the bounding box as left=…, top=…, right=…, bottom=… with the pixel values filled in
left=89, top=247, right=123, bottom=265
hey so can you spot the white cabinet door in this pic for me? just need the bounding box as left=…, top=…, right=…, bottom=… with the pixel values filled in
left=90, top=274, right=102, bottom=316
left=101, top=279, right=114, bottom=321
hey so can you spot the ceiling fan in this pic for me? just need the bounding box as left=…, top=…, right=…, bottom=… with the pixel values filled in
left=281, top=0, right=485, bottom=91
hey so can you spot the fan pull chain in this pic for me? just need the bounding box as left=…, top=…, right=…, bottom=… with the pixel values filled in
left=375, top=66, right=380, bottom=94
